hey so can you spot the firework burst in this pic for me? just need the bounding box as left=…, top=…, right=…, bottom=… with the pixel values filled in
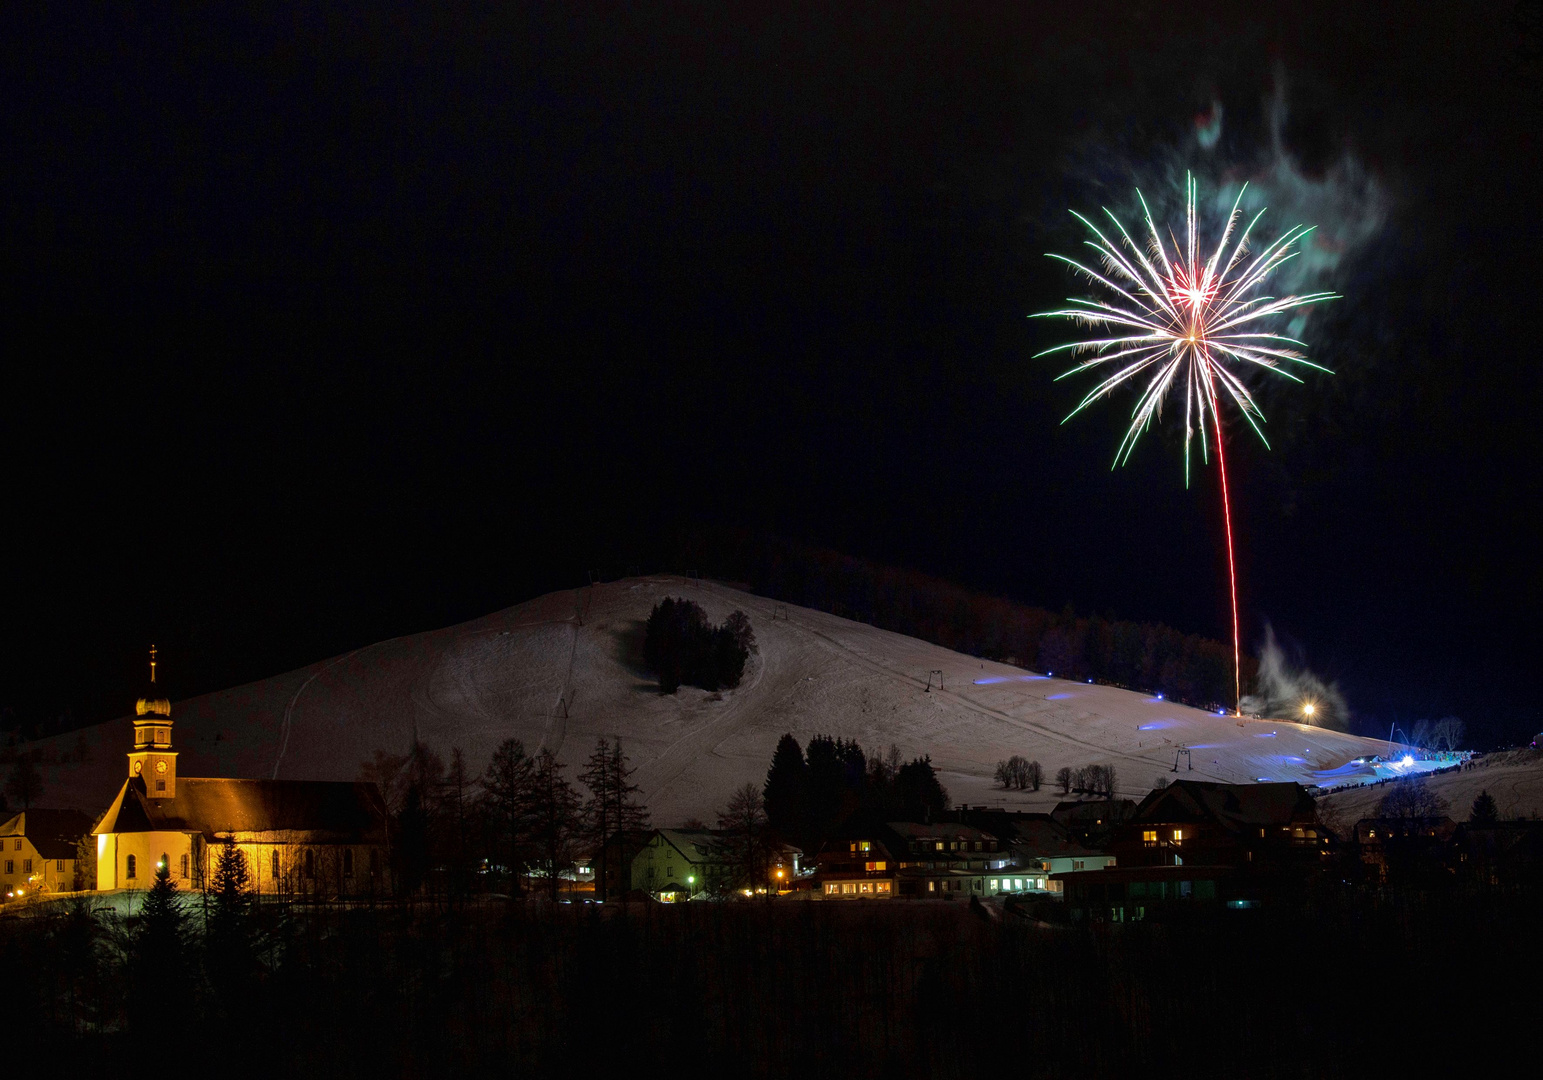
left=1034, top=174, right=1337, bottom=713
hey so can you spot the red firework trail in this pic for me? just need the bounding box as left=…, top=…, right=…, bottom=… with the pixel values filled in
left=1034, top=174, right=1335, bottom=713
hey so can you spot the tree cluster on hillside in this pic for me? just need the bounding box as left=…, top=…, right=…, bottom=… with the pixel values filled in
left=359, top=736, right=648, bottom=901
left=994, top=756, right=1043, bottom=790
left=1053, top=763, right=1119, bottom=799
left=644, top=597, right=757, bottom=694
left=671, top=531, right=1258, bottom=711
left=762, top=733, right=949, bottom=852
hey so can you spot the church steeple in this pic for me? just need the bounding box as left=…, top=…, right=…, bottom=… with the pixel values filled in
left=129, top=645, right=177, bottom=798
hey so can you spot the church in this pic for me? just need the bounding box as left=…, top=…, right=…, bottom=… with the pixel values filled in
left=93, top=649, right=392, bottom=896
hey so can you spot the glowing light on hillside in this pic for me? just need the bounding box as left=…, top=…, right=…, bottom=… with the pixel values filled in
left=1035, top=174, right=1336, bottom=717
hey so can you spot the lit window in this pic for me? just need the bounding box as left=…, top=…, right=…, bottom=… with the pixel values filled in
left=876, top=882, right=891, bottom=894
left=1014, top=878, right=1023, bottom=890
left=989, top=879, right=998, bottom=890
left=1172, top=829, right=1184, bottom=842
left=858, top=841, right=871, bottom=853
left=928, top=881, right=936, bottom=892
left=1142, top=830, right=1157, bottom=844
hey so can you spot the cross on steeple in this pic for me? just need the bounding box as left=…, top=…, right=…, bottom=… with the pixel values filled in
left=149, top=644, right=158, bottom=685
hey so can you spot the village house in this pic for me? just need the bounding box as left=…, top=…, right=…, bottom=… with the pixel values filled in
left=92, top=651, right=391, bottom=897
left=955, top=809, right=1116, bottom=894
left=0, top=808, right=94, bottom=900
left=814, top=821, right=1058, bottom=899
left=1355, top=814, right=1459, bottom=884
left=1053, top=780, right=1331, bottom=920
left=630, top=829, right=722, bottom=899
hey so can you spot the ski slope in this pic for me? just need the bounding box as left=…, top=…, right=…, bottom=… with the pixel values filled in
left=25, top=577, right=1454, bottom=824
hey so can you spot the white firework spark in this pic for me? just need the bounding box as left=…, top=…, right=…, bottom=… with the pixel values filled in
left=1034, top=173, right=1337, bottom=484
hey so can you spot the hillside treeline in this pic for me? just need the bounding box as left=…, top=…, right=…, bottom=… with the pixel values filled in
left=763, top=734, right=949, bottom=851
left=678, top=531, right=1257, bottom=711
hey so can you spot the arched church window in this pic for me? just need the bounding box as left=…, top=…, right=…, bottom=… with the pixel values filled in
left=272, top=850, right=280, bottom=878
left=343, top=849, right=354, bottom=876
left=126, top=854, right=136, bottom=880
left=304, top=849, right=315, bottom=879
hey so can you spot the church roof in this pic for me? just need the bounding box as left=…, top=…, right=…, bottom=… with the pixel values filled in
left=94, top=777, right=390, bottom=843
left=0, top=808, right=95, bottom=859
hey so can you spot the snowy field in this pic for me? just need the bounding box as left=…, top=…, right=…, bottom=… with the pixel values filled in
left=24, top=578, right=1536, bottom=824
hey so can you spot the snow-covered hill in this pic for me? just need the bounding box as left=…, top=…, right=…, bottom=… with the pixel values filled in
left=20, top=577, right=1496, bottom=824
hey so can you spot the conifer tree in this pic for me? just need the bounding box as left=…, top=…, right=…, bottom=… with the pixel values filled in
left=763, top=733, right=810, bottom=841
left=483, top=738, right=534, bottom=897
left=581, top=738, right=650, bottom=901
left=1470, top=788, right=1499, bottom=825
left=529, top=749, right=582, bottom=901
left=205, top=837, right=256, bottom=1003
left=131, top=857, right=190, bottom=1028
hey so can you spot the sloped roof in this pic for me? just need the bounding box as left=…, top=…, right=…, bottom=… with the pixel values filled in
left=886, top=822, right=996, bottom=843
left=1005, top=818, right=1098, bottom=859
left=655, top=829, right=724, bottom=863
left=94, top=777, right=389, bottom=842
left=0, top=808, right=95, bottom=858
left=1133, top=781, right=1315, bottom=834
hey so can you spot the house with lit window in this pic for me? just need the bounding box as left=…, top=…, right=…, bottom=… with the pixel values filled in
left=631, top=829, right=724, bottom=899
left=954, top=810, right=1116, bottom=894
left=0, top=808, right=94, bottom=900
left=1053, top=780, right=1331, bottom=920
left=92, top=650, right=391, bottom=898
left=1112, top=780, right=1328, bottom=872
left=814, top=834, right=900, bottom=899
left=815, top=821, right=1050, bottom=899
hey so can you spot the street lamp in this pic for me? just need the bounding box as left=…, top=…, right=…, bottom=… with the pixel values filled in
left=1302, top=702, right=1316, bottom=720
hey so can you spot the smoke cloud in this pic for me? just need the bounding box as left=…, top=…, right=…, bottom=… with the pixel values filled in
left=1064, top=62, right=1388, bottom=328
left=1241, top=624, right=1349, bottom=730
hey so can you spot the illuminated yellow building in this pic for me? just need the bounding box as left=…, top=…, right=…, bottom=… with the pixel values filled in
left=0, top=808, right=93, bottom=900
left=93, top=649, right=391, bottom=897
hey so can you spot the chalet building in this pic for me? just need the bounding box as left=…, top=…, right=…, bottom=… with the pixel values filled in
left=954, top=810, right=1116, bottom=893
left=1113, top=781, right=1328, bottom=871
left=1355, top=815, right=1458, bottom=883
left=629, top=828, right=801, bottom=899
left=814, top=834, right=900, bottom=899
left=1052, top=864, right=1233, bottom=921
left=92, top=651, right=391, bottom=898
left=1051, top=799, right=1137, bottom=847
left=1053, top=780, right=1331, bottom=920
left=0, top=808, right=94, bottom=900
left=1454, top=820, right=1543, bottom=887
left=815, top=822, right=1057, bottom=899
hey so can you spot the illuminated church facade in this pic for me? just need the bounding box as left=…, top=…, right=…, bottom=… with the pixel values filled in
left=93, top=649, right=391, bottom=896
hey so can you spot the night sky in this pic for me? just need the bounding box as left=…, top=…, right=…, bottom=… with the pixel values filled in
left=2, top=3, right=1539, bottom=745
